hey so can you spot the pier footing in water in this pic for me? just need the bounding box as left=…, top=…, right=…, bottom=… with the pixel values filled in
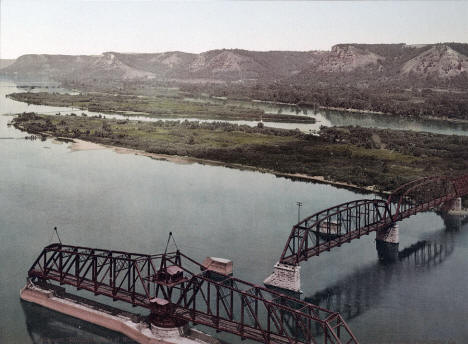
left=376, top=240, right=399, bottom=263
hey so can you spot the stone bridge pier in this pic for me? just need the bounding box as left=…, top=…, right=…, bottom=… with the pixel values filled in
left=439, top=197, right=468, bottom=230
left=444, top=197, right=462, bottom=213
left=376, top=223, right=399, bottom=244
left=375, top=224, right=399, bottom=263
left=264, top=262, right=301, bottom=293
left=440, top=197, right=468, bottom=230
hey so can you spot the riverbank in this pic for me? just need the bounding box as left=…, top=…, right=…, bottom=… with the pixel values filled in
left=12, top=112, right=468, bottom=193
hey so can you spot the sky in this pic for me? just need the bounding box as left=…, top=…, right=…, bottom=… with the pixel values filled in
left=1, top=0, right=467, bottom=59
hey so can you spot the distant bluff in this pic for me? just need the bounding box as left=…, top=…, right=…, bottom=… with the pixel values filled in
left=2, top=43, right=468, bottom=88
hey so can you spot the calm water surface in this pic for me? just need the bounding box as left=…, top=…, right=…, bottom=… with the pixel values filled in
left=1, top=80, right=467, bottom=344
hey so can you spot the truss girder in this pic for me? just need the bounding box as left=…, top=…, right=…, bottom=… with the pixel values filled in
left=279, top=174, right=467, bottom=265
left=28, top=245, right=357, bottom=344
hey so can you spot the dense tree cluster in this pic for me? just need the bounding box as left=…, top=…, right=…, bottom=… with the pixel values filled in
left=180, top=83, right=468, bottom=121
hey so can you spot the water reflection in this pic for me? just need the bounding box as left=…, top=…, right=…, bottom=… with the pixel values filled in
left=273, top=226, right=459, bottom=342
left=440, top=212, right=468, bottom=230
left=305, top=229, right=456, bottom=322
left=21, top=301, right=137, bottom=344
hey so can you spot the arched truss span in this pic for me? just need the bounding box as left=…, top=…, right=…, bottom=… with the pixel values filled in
left=279, top=174, right=468, bottom=266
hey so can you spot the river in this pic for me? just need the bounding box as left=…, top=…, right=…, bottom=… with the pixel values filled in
left=1, top=79, right=467, bottom=343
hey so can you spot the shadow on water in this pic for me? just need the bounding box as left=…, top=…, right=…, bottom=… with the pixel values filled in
left=21, top=301, right=137, bottom=344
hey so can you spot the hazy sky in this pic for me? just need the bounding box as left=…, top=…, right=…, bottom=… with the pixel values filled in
left=1, top=1, right=467, bottom=59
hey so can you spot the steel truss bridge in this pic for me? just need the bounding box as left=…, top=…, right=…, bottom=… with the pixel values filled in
left=279, top=175, right=468, bottom=266
left=27, top=244, right=358, bottom=344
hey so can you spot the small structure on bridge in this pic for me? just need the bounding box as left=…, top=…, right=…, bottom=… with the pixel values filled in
left=201, top=256, right=233, bottom=276
left=316, top=221, right=342, bottom=239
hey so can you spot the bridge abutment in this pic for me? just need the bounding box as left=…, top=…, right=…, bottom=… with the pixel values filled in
left=263, top=262, right=301, bottom=293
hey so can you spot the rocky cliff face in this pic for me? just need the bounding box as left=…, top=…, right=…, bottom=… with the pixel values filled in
left=401, top=44, right=468, bottom=79
left=2, top=43, right=467, bottom=87
left=316, top=45, right=384, bottom=73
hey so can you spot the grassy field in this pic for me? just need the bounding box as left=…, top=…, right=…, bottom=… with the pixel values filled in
left=13, top=112, right=468, bottom=192
left=8, top=92, right=315, bottom=123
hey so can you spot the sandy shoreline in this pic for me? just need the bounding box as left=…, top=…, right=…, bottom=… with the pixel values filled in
left=69, top=138, right=381, bottom=194
left=68, top=139, right=106, bottom=151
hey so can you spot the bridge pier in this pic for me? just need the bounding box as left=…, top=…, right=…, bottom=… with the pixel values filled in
left=376, top=224, right=399, bottom=263
left=448, top=197, right=462, bottom=212
left=376, top=223, right=399, bottom=244
left=439, top=197, right=463, bottom=214
left=440, top=197, right=468, bottom=230
left=263, top=262, right=301, bottom=293
left=149, top=298, right=187, bottom=328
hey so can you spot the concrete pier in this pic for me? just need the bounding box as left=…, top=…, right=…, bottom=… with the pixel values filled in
left=376, top=223, right=399, bottom=244
left=446, top=197, right=468, bottom=216
left=376, top=223, right=399, bottom=263
left=448, top=197, right=462, bottom=212
left=20, top=283, right=219, bottom=344
left=263, top=262, right=301, bottom=293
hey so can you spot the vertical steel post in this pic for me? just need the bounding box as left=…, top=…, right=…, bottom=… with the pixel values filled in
left=93, top=256, right=97, bottom=294
left=59, top=250, right=63, bottom=283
